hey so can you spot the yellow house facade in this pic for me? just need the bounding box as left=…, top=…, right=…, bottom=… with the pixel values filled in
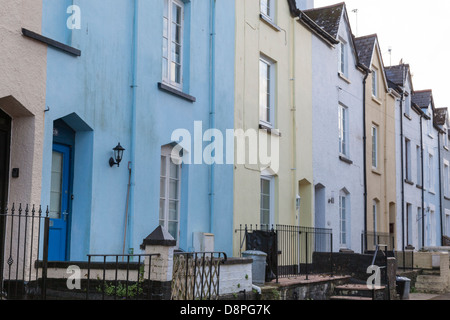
left=232, top=0, right=318, bottom=256
left=355, top=34, right=399, bottom=250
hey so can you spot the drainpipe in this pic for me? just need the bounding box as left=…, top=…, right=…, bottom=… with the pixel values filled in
left=362, top=67, right=370, bottom=253
left=399, top=66, right=405, bottom=253
left=420, top=114, right=425, bottom=248
left=209, top=0, right=216, bottom=235
left=126, top=0, right=139, bottom=255
left=438, top=128, right=444, bottom=245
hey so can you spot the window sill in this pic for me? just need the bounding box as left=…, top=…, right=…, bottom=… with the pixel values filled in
left=259, top=123, right=281, bottom=137
left=338, top=72, right=351, bottom=84
left=371, top=168, right=381, bottom=176
left=416, top=184, right=423, bottom=190
left=259, top=14, right=281, bottom=32
left=371, top=96, right=382, bottom=105
left=429, top=190, right=436, bottom=195
left=444, top=196, right=450, bottom=201
left=428, top=134, right=434, bottom=139
left=444, top=146, right=449, bottom=151
left=339, top=155, right=353, bottom=165
left=404, top=179, right=414, bottom=185
left=404, top=113, right=412, bottom=121
left=158, top=82, right=196, bottom=103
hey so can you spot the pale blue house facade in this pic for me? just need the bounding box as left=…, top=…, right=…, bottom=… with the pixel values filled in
left=305, top=3, right=365, bottom=253
left=388, top=64, right=444, bottom=250
left=40, top=0, right=235, bottom=261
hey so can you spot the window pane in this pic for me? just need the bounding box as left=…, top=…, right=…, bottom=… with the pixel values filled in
left=168, top=221, right=178, bottom=240
left=169, top=179, right=178, bottom=200
left=173, top=4, right=181, bottom=25
left=169, top=200, right=178, bottom=221
left=50, top=151, right=63, bottom=219
left=170, top=160, right=179, bottom=179
left=159, top=199, right=165, bottom=220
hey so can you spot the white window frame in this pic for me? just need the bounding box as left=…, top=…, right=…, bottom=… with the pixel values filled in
left=372, top=125, right=378, bottom=169
left=260, top=175, right=275, bottom=228
left=428, top=153, right=434, bottom=192
left=260, top=0, right=275, bottom=21
left=417, top=207, right=423, bottom=248
left=430, top=209, right=436, bottom=246
left=445, top=209, right=450, bottom=237
left=405, top=138, right=411, bottom=181
left=404, top=94, right=411, bottom=117
left=159, top=145, right=182, bottom=246
left=162, top=0, right=184, bottom=90
left=407, top=203, right=413, bottom=246
left=339, top=104, right=349, bottom=157
left=371, top=69, right=378, bottom=98
left=338, top=40, right=347, bottom=77
left=339, top=192, right=348, bottom=247
left=444, top=160, right=449, bottom=197
left=417, top=145, right=422, bottom=186
left=259, top=55, right=276, bottom=128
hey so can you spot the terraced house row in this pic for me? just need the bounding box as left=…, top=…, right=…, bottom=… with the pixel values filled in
left=0, top=0, right=448, bottom=291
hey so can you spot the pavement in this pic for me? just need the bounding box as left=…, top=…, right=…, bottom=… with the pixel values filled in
left=408, top=292, right=450, bottom=300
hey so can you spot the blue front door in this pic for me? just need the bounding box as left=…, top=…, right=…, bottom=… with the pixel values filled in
left=49, top=144, right=71, bottom=261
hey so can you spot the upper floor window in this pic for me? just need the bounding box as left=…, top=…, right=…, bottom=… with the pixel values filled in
left=339, top=104, right=349, bottom=157
left=260, top=55, right=276, bottom=127
left=338, top=40, right=348, bottom=77
left=405, top=138, right=411, bottom=181
left=163, top=0, right=184, bottom=89
left=260, top=0, right=275, bottom=21
left=372, top=69, right=378, bottom=98
left=372, top=125, right=378, bottom=168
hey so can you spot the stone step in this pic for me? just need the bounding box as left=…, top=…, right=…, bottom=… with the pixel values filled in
left=422, top=269, right=441, bottom=276
left=330, top=295, right=372, bottom=301
left=334, top=284, right=386, bottom=299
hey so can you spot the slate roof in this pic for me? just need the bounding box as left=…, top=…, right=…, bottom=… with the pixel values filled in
left=385, top=65, right=408, bottom=87
left=354, top=34, right=377, bottom=69
left=303, top=2, right=345, bottom=39
left=434, top=108, right=448, bottom=126
left=412, top=90, right=433, bottom=109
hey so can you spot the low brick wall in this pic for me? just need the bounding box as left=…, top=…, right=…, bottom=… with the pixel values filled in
left=313, top=252, right=390, bottom=283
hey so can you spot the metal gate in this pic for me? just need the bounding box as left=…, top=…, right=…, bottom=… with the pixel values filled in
left=0, top=204, right=49, bottom=300
left=171, top=251, right=227, bottom=300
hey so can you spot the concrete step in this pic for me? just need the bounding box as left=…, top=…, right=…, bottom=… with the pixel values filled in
left=330, top=295, right=372, bottom=301
left=334, top=284, right=385, bottom=299
left=422, top=269, right=441, bottom=276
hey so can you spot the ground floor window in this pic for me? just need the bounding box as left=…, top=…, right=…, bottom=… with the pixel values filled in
left=159, top=146, right=181, bottom=242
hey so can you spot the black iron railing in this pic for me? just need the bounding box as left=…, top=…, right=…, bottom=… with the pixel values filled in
left=0, top=204, right=49, bottom=300
left=235, top=224, right=333, bottom=282
left=86, top=253, right=160, bottom=300
left=361, top=231, right=395, bottom=253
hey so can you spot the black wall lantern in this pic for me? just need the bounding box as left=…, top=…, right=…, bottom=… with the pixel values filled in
left=109, top=143, right=125, bottom=167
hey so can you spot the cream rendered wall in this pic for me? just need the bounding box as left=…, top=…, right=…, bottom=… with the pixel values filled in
left=233, top=0, right=314, bottom=255
left=0, top=0, right=47, bottom=207
left=365, top=44, right=397, bottom=241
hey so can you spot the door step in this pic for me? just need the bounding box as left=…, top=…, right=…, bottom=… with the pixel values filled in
left=332, top=283, right=386, bottom=300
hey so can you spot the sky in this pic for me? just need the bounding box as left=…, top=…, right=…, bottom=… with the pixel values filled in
left=314, top=0, right=450, bottom=110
